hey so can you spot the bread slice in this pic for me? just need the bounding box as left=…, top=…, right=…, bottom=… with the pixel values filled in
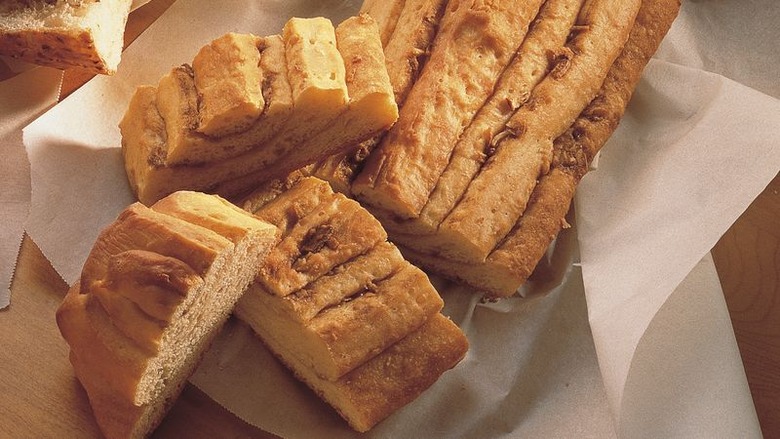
left=235, top=177, right=467, bottom=431
left=434, top=0, right=641, bottom=263
left=0, top=0, right=132, bottom=74
left=351, top=0, right=546, bottom=218
left=191, top=33, right=266, bottom=138
left=397, top=0, right=682, bottom=298
left=56, top=191, right=278, bottom=439
left=313, top=0, right=448, bottom=195
left=358, top=0, right=405, bottom=47
left=120, top=14, right=397, bottom=205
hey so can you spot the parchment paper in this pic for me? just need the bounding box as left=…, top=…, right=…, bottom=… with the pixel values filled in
left=0, top=66, right=61, bottom=309
left=17, top=0, right=780, bottom=437
left=0, top=0, right=153, bottom=308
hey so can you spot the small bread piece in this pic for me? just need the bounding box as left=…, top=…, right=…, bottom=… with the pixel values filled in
left=236, top=176, right=466, bottom=431
left=399, top=0, right=681, bottom=298
left=352, top=0, right=546, bottom=218
left=56, top=191, right=278, bottom=439
left=0, top=0, right=132, bottom=74
left=192, top=33, right=265, bottom=138
left=435, top=0, right=642, bottom=263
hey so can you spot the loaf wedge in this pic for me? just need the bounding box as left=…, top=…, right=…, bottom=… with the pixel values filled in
left=0, top=0, right=132, bottom=74
left=56, top=191, right=278, bottom=439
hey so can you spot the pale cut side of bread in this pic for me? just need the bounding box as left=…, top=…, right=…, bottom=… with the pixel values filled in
left=0, top=0, right=132, bottom=74
left=56, top=191, right=278, bottom=439
left=236, top=176, right=467, bottom=431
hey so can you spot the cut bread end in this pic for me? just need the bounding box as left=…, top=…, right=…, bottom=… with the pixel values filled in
left=0, top=0, right=132, bottom=74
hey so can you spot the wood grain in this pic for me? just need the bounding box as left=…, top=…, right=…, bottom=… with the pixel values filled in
left=713, top=171, right=780, bottom=439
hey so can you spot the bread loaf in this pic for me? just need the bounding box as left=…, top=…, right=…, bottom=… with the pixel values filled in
left=120, top=14, right=398, bottom=205
left=56, top=191, right=278, bottom=439
left=351, top=0, right=547, bottom=218
left=395, top=0, right=682, bottom=298
left=0, top=0, right=132, bottom=74
left=313, top=0, right=448, bottom=195
left=315, top=0, right=679, bottom=298
left=235, top=177, right=468, bottom=431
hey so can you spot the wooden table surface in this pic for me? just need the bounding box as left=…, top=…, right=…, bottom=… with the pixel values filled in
left=3, top=1, right=779, bottom=438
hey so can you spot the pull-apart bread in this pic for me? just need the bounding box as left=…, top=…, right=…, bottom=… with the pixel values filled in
left=56, top=191, right=279, bottom=439
left=121, top=14, right=398, bottom=205
left=312, top=0, right=680, bottom=299
left=235, top=176, right=469, bottom=432
left=0, top=0, right=132, bottom=74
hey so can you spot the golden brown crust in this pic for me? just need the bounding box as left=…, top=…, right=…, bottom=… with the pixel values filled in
left=435, top=0, right=642, bottom=263
left=404, top=0, right=584, bottom=236
left=284, top=241, right=405, bottom=321
left=352, top=0, right=546, bottom=218
left=121, top=17, right=396, bottom=205
left=312, top=0, right=447, bottom=195
left=192, top=33, right=264, bottom=138
left=359, top=0, right=406, bottom=47
left=250, top=178, right=387, bottom=297
left=398, top=168, right=577, bottom=298
left=331, top=313, right=467, bottom=432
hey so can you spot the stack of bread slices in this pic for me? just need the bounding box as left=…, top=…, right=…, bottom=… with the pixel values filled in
left=56, top=0, right=683, bottom=436
left=120, top=14, right=399, bottom=205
